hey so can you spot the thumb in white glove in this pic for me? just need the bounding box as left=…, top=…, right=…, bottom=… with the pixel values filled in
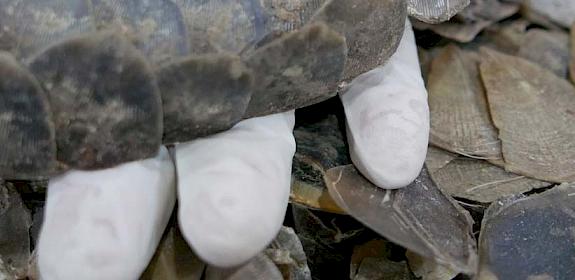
left=340, top=19, right=429, bottom=189
left=176, top=112, right=296, bottom=267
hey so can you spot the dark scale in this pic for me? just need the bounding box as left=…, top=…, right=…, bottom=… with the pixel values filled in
left=0, top=53, right=56, bottom=179
left=28, top=32, right=162, bottom=170
left=158, top=54, right=253, bottom=144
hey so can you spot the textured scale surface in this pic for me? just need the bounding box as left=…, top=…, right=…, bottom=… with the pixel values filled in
left=426, top=147, right=550, bottom=203
left=92, top=0, right=190, bottom=65
left=428, top=45, right=501, bottom=160
left=159, top=54, right=253, bottom=143
left=0, top=0, right=408, bottom=177
left=29, top=31, right=163, bottom=170
left=326, top=165, right=478, bottom=274
left=0, top=52, right=56, bottom=179
left=0, top=0, right=95, bottom=60
left=312, top=0, right=406, bottom=81
left=244, top=23, right=347, bottom=117
left=407, top=0, right=469, bottom=23
left=479, top=48, right=575, bottom=183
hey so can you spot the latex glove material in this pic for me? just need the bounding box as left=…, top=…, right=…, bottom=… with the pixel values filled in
left=176, top=111, right=296, bottom=268
left=340, top=19, right=430, bottom=189
left=37, top=147, right=176, bottom=280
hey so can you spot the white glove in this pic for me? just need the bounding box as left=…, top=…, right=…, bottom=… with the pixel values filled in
left=37, top=19, right=429, bottom=279
left=341, top=19, right=429, bottom=189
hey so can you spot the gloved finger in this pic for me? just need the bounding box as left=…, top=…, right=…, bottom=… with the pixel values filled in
left=175, top=111, right=296, bottom=268
left=37, top=147, right=176, bottom=280
left=339, top=19, right=430, bottom=189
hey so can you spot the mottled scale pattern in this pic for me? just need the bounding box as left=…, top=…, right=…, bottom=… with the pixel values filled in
left=92, top=0, right=190, bottom=66
left=261, top=0, right=327, bottom=33
left=244, top=23, right=346, bottom=117
left=172, top=0, right=327, bottom=56
left=158, top=54, right=253, bottom=143
left=0, top=0, right=407, bottom=177
left=0, top=0, right=94, bottom=59
left=311, top=0, right=407, bottom=81
left=0, top=52, right=55, bottom=179
left=29, top=31, right=162, bottom=170
left=175, top=0, right=265, bottom=55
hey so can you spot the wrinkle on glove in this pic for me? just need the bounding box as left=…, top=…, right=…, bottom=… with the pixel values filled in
left=176, top=111, right=296, bottom=268
left=37, top=147, right=176, bottom=280
left=340, top=19, right=430, bottom=189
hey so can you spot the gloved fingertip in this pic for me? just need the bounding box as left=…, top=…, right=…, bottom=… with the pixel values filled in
left=175, top=113, right=295, bottom=268
left=177, top=193, right=277, bottom=268
left=341, top=18, right=429, bottom=190
left=349, top=135, right=427, bottom=190
left=344, top=86, right=429, bottom=190
left=37, top=147, right=176, bottom=280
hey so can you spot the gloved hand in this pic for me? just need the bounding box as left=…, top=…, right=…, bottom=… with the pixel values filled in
left=37, top=19, right=429, bottom=279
